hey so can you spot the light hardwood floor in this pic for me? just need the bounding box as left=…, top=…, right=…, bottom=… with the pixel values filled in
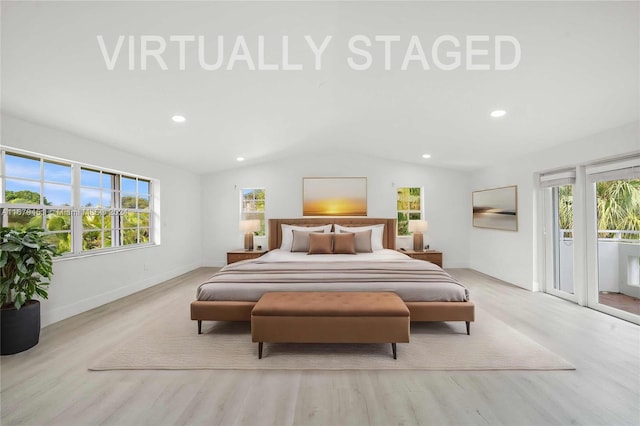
left=1, top=268, right=639, bottom=426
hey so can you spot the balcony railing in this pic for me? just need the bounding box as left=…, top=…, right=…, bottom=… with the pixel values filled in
left=560, top=229, right=639, bottom=243
left=555, top=229, right=640, bottom=314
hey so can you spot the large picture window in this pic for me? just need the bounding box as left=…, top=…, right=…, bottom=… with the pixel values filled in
left=397, top=187, right=422, bottom=236
left=1, top=148, right=156, bottom=256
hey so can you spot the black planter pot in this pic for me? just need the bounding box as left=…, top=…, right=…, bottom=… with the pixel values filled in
left=1, top=300, right=41, bottom=355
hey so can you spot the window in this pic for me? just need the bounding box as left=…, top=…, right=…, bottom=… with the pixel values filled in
left=3, top=153, right=73, bottom=253
left=1, top=147, right=156, bottom=256
left=80, top=168, right=114, bottom=250
left=240, top=188, right=265, bottom=236
left=396, top=187, right=422, bottom=235
left=118, top=175, right=151, bottom=247
left=79, top=169, right=151, bottom=250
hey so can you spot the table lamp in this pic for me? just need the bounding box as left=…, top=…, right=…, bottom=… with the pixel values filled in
left=239, top=220, right=261, bottom=251
left=408, top=220, right=429, bottom=251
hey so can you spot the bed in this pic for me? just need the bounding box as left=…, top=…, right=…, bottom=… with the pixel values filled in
left=191, top=218, right=475, bottom=333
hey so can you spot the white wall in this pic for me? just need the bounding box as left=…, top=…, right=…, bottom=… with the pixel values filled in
left=470, top=121, right=640, bottom=290
left=201, top=152, right=471, bottom=268
left=1, top=114, right=202, bottom=326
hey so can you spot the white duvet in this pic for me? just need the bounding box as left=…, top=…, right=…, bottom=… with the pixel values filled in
left=196, top=249, right=469, bottom=303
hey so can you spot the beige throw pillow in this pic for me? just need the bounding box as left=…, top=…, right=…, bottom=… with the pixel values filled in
left=352, top=229, right=373, bottom=253
left=335, top=224, right=384, bottom=251
left=291, top=230, right=313, bottom=252
left=280, top=224, right=332, bottom=251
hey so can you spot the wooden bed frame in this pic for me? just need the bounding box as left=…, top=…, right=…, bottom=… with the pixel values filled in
left=190, top=218, right=475, bottom=334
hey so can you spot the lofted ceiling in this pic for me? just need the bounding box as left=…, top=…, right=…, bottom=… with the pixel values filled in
left=1, top=1, right=638, bottom=174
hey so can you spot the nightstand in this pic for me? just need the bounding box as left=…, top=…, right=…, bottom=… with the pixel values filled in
left=226, top=249, right=268, bottom=265
left=399, top=249, right=443, bottom=267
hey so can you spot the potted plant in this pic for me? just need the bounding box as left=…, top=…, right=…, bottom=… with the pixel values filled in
left=1, top=227, right=58, bottom=355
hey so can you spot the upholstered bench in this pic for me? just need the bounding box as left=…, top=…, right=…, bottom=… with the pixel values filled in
left=251, top=292, right=410, bottom=359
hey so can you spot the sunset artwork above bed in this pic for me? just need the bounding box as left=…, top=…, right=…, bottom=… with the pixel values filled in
left=303, top=177, right=367, bottom=216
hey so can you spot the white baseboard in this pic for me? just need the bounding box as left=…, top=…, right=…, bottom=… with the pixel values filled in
left=201, top=260, right=226, bottom=267
left=442, top=261, right=470, bottom=269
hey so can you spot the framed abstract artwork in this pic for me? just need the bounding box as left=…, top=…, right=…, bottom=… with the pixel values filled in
left=303, top=177, right=367, bottom=216
left=472, top=185, right=518, bottom=231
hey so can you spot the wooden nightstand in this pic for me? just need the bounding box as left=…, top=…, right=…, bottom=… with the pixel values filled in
left=399, top=249, right=443, bottom=267
left=226, top=249, right=268, bottom=265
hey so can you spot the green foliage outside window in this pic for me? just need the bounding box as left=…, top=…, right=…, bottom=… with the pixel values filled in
left=46, top=210, right=72, bottom=254
left=397, top=187, right=422, bottom=236
left=2, top=151, right=154, bottom=256
left=596, top=179, right=640, bottom=239
left=6, top=190, right=50, bottom=206
left=242, top=188, right=266, bottom=236
left=3, top=190, right=72, bottom=254
left=558, top=179, right=640, bottom=240
left=557, top=185, right=574, bottom=238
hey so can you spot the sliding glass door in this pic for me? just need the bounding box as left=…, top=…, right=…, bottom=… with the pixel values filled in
left=540, top=158, right=639, bottom=324
left=542, top=177, right=577, bottom=301
left=553, top=185, right=576, bottom=295
left=586, top=160, right=640, bottom=324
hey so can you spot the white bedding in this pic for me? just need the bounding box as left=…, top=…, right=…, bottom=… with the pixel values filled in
left=197, top=249, right=469, bottom=303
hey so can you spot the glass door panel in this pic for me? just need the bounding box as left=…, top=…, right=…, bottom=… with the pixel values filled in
left=553, top=185, right=575, bottom=294
left=594, top=179, right=640, bottom=317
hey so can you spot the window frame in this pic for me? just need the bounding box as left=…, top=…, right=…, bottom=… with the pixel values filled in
left=79, top=167, right=117, bottom=251
left=396, top=186, right=424, bottom=236
left=0, top=146, right=158, bottom=258
left=240, top=188, right=266, bottom=237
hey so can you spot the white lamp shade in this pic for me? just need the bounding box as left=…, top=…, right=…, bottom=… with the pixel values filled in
left=239, top=219, right=261, bottom=233
left=408, top=220, right=429, bottom=233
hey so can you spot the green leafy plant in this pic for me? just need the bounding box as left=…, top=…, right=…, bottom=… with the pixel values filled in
left=596, top=180, right=640, bottom=239
left=558, top=179, right=640, bottom=239
left=0, top=227, right=58, bottom=310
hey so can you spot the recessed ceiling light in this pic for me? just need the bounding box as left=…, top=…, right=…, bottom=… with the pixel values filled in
left=236, top=157, right=245, bottom=162
left=171, top=115, right=186, bottom=123
left=422, top=154, right=432, bottom=159
left=490, top=110, right=506, bottom=118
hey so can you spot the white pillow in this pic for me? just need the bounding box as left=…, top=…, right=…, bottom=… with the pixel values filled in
left=280, top=224, right=332, bottom=251
left=335, top=224, right=385, bottom=251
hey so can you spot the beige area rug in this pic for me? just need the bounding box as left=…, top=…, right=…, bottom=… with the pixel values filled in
left=89, top=308, right=574, bottom=371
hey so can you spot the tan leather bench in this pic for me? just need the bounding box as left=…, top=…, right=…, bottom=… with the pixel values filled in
left=251, top=292, right=410, bottom=359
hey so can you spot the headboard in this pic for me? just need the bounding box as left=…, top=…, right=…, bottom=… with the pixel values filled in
left=268, top=218, right=397, bottom=251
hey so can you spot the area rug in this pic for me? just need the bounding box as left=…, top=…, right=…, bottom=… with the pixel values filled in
left=89, top=307, right=574, bottom=371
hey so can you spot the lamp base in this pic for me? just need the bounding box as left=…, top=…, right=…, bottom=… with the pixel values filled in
left=244, top=233, right=254, bottom=251
left=413, top=233, right=424, bottom=251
